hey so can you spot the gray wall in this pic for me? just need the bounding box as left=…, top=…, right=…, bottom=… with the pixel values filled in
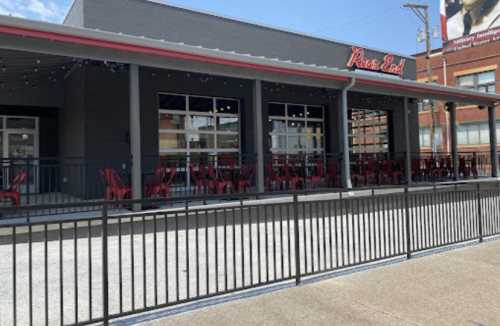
left=64, top=0, right=416, bottom=80
left=61, top=67, right=85, bottom=196
left=84, top=65, right=130, bottom=160
left=61, top=64, right=130, bottom=198
left=0, top=82, right=64, bottom=108
left=62, top=68, right=85, bottom=158
left=63, top=0, right=84, bottom=27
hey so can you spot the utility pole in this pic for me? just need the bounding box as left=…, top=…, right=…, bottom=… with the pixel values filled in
left=404, top=3, right=438, bottom=153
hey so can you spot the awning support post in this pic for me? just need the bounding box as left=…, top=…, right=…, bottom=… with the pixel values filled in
left=340, top=78, right=355, bottom=189
left=130, top=64, right=142, bottom=210
left=254, top=80, right=265, bottom=192
left=488, top=105, right=499, bottom=177
left=403, top=97, right=412, bottom=186
left=448, top=102, right=459, bottom=180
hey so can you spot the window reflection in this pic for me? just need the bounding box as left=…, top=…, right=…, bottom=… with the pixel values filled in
left=159, top=133, right=186, bottom=149
left=288, top=120, right=305, bottom=133
left=159, top=113, right=185, bottom=130
left=189, top=134, right=214, bottom=149
left=217, top=134, right=239, bottom=149
left=217, top=117, right=239, bottom=132
left=158, top=93, right=240, bottom=164
left=190, top=116, right=214, bottom=131
left=268, top=102, right=324, bottom=154
left=288, top=136, right=305, bottom=150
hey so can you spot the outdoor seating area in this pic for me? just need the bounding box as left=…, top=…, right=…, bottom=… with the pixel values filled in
left=188, top=161, right=255, bottom=195
left=0, top=169, right=27, bottom=207
left=0, top=151, right=494, bottom=208
left=265, top=156, right=340, bottom=191
left=412, top=152, right=490, bottom=182
left=98, top=156, right=256, bottom=200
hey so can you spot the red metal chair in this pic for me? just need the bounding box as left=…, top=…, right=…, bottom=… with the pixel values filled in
left=353, top=159, right=377, bottom=186
left=208, top=164, right=233, bottom=194
left=459, top=156, right=470, bottom=178
left=306, top=160, right=324, bottom=188
left=190, top=164, right=207, bottom=194
left=471, top=156, right=479, bottom=178
left=364, top=159, right=378, bottom=185
left=146, top=166, right=177, bottom=198
left=327, top=159, right=340, bottom=187
left=391, top=160, right=404, bottom=184
left=0, top=169, right=27, bottom=207
left=235, top=164, right=255, bottom=193
left=424, top=158, right=442, bottom=181
left=411, top=159, right=423, bottom=181
left=265, top=163, right=286, bottom=190
left=100, top=168, right=131, bottom=200
left=351, top=160, right=364, bottom=186
left=284, top=162, right=302, bottom=190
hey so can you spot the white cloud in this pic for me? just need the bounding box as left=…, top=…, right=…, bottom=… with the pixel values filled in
left=0, top=0, right=65, bottom=22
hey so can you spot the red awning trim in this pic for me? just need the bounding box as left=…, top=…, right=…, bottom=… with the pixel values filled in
left=0, top=23, right=496, bottom=103
left=0, top=24, right=350, bottom=83
left=357, top=78, right=492, bottom=102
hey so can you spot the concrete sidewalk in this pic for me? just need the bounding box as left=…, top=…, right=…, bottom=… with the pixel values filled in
left=143, top=239, right=500, bottom=326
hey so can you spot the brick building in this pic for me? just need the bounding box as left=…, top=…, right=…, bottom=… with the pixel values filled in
left=416, top=41, right=500, bottom=154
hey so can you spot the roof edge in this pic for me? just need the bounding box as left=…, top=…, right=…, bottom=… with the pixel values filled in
left=123, top=0, right=417, bottom=60
left=0, top=14, right=497, bottom=105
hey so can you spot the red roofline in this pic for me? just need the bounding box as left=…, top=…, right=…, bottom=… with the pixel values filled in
left=0, top=24, right=350, bottom=82
left=0, top=23, right=495, bottom=103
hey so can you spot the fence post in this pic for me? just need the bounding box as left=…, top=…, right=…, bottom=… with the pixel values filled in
left=476, top=183, right=483, bottom=243
left=102, top=203, right=109, bottom=326
left=404, top=187, right=411, bottom=259
left=293, top=194, right=301, bottom=285
left=25, top=158, right=30, bottom=205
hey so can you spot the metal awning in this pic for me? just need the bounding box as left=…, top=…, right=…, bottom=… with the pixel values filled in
left=0, top=15, right=498, bottom=106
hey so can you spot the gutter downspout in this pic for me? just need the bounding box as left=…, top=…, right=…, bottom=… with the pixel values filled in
left=341, top=77, right=356, bottom=189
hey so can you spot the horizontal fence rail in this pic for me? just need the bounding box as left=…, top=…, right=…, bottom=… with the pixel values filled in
left=0, top=151, right=496, bottom=218
left=1, top=182, right=500, bottom=325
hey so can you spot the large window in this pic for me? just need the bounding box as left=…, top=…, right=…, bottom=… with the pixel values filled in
left=158, top=93, right=240, bottom=159
left=457, top=122, right=497, bottom=145
left=268, top=103, right=324, bottom=154
left=457, top=70, right=496, bottom=93
left=349, top=109, right=389, bottom=154
left=419, top=127, right=442, bottom=147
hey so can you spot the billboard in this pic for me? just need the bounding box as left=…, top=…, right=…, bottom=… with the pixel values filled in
left=441, top=0, right=500, bottom=52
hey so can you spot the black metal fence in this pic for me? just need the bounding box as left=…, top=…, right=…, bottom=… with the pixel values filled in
left=0, top=152, right=496, bottom=216
left=1, top=182, right=500, bottom=326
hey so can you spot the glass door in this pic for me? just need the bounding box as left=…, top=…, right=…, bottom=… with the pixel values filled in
left=1, top=116, right=39, bottom=193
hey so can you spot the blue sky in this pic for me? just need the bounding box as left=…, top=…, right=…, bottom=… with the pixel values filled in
left=0, top=0, right=442, bottom=56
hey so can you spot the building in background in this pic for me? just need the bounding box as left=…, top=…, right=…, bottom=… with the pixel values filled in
left=417, top=0, right=500, bottom=154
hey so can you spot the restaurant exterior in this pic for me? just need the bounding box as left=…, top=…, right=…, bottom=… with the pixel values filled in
left=0, top=0, right=498, bottom=207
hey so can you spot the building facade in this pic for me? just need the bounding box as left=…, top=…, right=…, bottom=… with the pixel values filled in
left=416, top=40, right=500, bottom=154
left=0, top=0, right=498, bottom=206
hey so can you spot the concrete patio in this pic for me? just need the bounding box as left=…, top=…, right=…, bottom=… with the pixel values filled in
left=139, top=238, right=500, bottom=326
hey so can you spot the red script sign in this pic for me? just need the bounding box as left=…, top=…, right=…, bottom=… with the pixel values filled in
left=347, top=46, right=406, bottom=77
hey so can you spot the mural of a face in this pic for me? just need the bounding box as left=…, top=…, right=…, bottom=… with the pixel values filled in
left=462, top=0, right=483, bottom=11
left=462, top=0, right=483, bottom=10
